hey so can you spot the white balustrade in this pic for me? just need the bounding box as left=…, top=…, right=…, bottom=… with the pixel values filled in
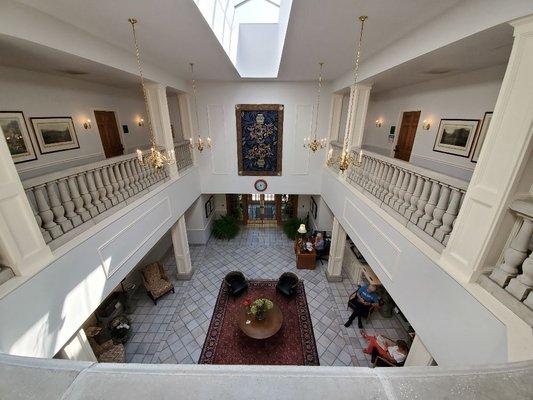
left=327, top=141, right=343, bottom=170
left=345, top=150, right=468, bottom=252
left=175, top=140, right=193, bottom=172
left=23, top=151, right=169, bottom=249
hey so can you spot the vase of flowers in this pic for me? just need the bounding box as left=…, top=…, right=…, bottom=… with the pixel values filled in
left=243, top=297, right=274, bottom=321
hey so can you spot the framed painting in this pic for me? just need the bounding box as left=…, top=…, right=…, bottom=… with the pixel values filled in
left=31, top=117, right=80, bottom=154
left=0, top=111, right=37, bottom=163
left=236, top=104, right=283, bottom=176
left=471, top=112, right=493, bottom=163
left=433, top=119, right=479, bottom=157
left=205, top=195, right=214, bottom=219
left=310, top=196, right=318, bottom=220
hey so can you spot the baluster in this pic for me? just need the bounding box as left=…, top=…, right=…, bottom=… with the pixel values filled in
left=399, top=172, right=417, bottom=215
left=379, top=164, right=394, bottom=201
left=384, top=167, right=399, bottom=204
left=128, top=159, right=143, bottom=193
left=46, top=181, right=72, bottom=233
left=434, top=188, right=461, bottom=242
left=94, top=168, right=111, bottom=210
left=107, top=165, right=124, bottom=203
left=67, top=176, right=91, bottom=222
left=358, top=156, right=369, bottom=187
left=425, top=184, right=450, bottom=236
left=369, top=160, right=381, bottom=195
left=123, top=160, right=137, bottom=195
left=417, top=181, right=440, bottom=230
left=405, top=175, right=423, bottom=221
left=393, top=170, right=410, bottom=211
left=77, top=173, right=98, bottom=217
left=507, top=248, right=533, bottom=302
left=374, top=162, right=388, bottom=198
left=86, top=170, right=105, bottom=213
left=26, top=189, right=52, bottom=243
left=34, top=184, right=63, bottom=239
left=490, top=219, right=533, bottom=287
left=144, top=163, right=155, bottom=185
left=134, top=159, right=148, bottom=190
left=113, top=164, right=129, bottom=199
left=57, top=178, right=82, bottom=227
left=411, top=178, right=431, bottom=225
left=388, top=169, right=404, bottom=208
left=363, top=159, right=375, bottom=191
left=119, top=161, right=134, bottom=197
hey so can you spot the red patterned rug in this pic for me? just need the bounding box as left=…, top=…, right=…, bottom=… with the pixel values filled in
left=199, top=279, right=319, bottom=365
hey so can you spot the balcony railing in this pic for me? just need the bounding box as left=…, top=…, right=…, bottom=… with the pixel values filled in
left=327, top=141, right=343, bottom=171
left=175, top=140, right=193, bottom=172
left=344, top=150, right=469, bottom=252
left=479, top=198, right=533, bottom=325
left=22, top=151, right=169, bottom=249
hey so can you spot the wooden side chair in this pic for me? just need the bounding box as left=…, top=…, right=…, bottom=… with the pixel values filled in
left=141, top=262, right=175, bottom=305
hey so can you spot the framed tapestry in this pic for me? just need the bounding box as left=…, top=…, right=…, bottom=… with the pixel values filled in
left=30, top=117, right=80, bottom=154
left=433, top=119, right=479, bottom=157
left=471, top=112, right=493, bottom=163
left=236, top=104, right=283, bottom=176
left=0, top=111, right=37, bottom=163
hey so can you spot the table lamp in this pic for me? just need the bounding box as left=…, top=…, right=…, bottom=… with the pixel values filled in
left=297, top=224, right=307, bottom=234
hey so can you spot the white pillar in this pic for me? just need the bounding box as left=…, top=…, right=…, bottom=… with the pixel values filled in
left=441, top=16, right=533, bottom=283
left=326, top=217, right=346, bottom=282
left=349, top=84, right=372, bottom=150
left=404, top=335, right=435, bottom=366
left=0, top=127, right=52, bottom=276
left=171, top=215, right=193, bottom=280
left=56, top=329, right=97, bottom=362
left=177, top=92, right=198, bottom=166
left=145, top=82, right=179, bottom=177
left=327, top=93, right=344, bottom=143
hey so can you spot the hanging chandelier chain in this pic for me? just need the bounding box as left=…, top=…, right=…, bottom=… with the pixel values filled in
left=129, top=18, right=156, bottom=148
left=313, top=62, right=324, bottom=139
left=190, top=63, right=201, bottom=139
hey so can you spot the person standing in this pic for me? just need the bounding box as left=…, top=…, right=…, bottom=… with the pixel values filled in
left=344, top=284, right=381, bottom=329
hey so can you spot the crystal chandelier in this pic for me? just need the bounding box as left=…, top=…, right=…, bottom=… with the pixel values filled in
left=326, top=16, right=367, bottom=172
left=189, top=63, right=212, bottom=152
left=129, top=17, right=175, bottom=170
left=303, top=62, right=327, bottom=152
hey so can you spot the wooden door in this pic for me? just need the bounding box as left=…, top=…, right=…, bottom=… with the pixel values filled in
left=394, top=111, right=420, bottom=162
left=94, top=111, right=124, bottom=158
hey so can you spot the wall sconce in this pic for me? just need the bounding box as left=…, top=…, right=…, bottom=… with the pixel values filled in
left=83, top=119, right=92, bottom=129
left=138, top=118, right=144, bottom=127
left=375, top=119, right=383, bottom=128
left=422, top=119, right=431, bottom=130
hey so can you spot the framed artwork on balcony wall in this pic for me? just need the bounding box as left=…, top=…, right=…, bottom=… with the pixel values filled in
left=310, top=196, right=318, bottom=220
left=236, top=104, right=283, bottom=176
left=0, top=111, right=37, bottom=163
left=205, top=195, right=214, bottom=219
left=471, top=112, right=493, bottom=163
left=432, top=118, right=479, bottom=157
left=30, top=116, right=80, bottom=154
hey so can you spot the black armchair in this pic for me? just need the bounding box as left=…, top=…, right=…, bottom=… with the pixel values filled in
left=316, top=238, right=331, bottom=265
left=276, top=272, right=299, bottom=298
left=224, top=271, right=248, bottom=297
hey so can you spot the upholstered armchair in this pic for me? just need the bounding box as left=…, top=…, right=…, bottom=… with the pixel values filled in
left=141, top=262, right=174, bottom=305
left=276, top=272, right=299, bottom=298
left=224, top=271, right=248, bottom=297
left=85, top=326, right=125, bottom=363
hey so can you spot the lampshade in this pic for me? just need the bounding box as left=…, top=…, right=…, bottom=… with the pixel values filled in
left=297, top=224, right=307, bottom=234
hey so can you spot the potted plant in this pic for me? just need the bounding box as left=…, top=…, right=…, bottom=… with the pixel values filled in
left=243, top=297, right=274, bottom=321
left=212, top=215, right=240, bottom=239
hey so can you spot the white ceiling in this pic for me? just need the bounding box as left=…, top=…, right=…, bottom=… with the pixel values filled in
left=14, top=0, right=467, bottom=81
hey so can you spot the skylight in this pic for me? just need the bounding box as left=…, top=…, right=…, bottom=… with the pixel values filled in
left=193, top=0, right=292, bottom=78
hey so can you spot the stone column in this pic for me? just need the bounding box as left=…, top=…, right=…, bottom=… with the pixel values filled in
left=0, top=126, right=52, bottom=276
left=441, top=16, right=533, bottom=283
left=55, top=329, right=97, bottom=362
left=171, top=215, right=193, bottom=280
left=404, top=335, right=435, bottom=366
left=326, top=217, right=346, bottom=282
left=349, top=84, right=372, bottom=150
left=145, top=82, right=179, bottom=177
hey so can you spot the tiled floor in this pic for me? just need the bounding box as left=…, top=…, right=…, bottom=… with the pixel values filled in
left=125, top=226, right=410, bottom=366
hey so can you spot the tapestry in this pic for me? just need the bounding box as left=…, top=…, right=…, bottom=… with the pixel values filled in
left=236, top=104, right=283, bottom=176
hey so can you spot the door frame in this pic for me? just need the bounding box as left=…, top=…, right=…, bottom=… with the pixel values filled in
left=391, top=109, right=422, bottom=161
left=94, top=110, right=125, bottom=157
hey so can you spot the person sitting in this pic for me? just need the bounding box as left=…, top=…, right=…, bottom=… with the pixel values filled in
left=314, top=232, right=325, bottom=251
left=344, top=284, right=381, bottom=329
left=361, top=331, right=408, bottom=365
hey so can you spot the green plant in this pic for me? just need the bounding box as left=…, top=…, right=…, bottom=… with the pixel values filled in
left=283, top=217, right=304, bottom=240
left=212, top=215, right=240, bottom=240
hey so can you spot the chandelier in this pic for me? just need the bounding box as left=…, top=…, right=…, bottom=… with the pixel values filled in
left=129, top=18, right=175, bottom=170
left=189, top=63, right=212, bottom=152
left=303, top=62, right=327, bottom=152
left=326, top=15, right=367, bottom=172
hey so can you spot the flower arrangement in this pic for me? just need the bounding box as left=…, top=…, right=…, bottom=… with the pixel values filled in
left=243, top=297, right=274, bottom=321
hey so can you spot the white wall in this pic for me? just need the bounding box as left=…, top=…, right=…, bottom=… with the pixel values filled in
left=195, top=81, right=330, bottom=195
left=0, top=66, right=151, bottom=180
left=363, top=65, right=506, bottom=181
left=309, top=195, right=334, bottom=232
left=185, top=194, right=215, bottom=245
left=167, top=92, right=184, bottom=142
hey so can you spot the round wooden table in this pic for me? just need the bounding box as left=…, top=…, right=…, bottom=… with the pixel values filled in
left=237, top=302, right=283, bottom=339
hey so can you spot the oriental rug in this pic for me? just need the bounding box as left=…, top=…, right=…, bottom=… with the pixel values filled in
left=198, top=279, right=319, bottom=365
